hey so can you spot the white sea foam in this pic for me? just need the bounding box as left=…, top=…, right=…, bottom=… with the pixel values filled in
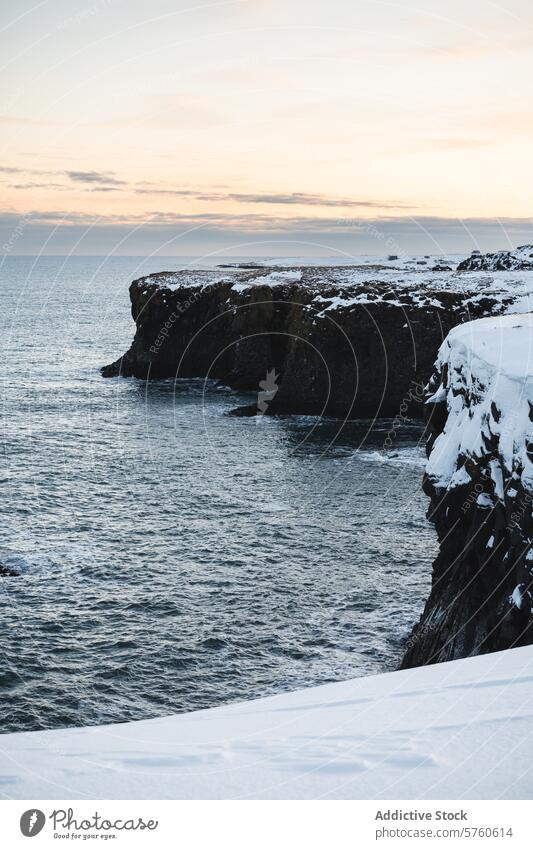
left=357, top=447, right=426, bottom=469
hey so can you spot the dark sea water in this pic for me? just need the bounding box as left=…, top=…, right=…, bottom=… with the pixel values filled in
left=0, top=256, right=434, bottom=732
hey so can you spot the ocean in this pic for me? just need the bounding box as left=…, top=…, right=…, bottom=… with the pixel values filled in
left=0, top=255, right=434, bottom=731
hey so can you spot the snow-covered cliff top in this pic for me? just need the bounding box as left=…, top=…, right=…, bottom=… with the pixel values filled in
left=136, top=254, right=533, bottom=316
left=458, top=244, right=533, bottom=272
left=1, top=645, right=533, bottom=799
left=426, top=313, right=533, bottom=492
left=443, top=313, right=533, bottom=379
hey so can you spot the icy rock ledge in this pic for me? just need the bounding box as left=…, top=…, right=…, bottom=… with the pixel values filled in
left=402, top=314, right=533, bottom=667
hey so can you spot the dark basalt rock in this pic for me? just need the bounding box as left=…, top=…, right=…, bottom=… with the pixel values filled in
left=101, top=267, right=515, bottom=420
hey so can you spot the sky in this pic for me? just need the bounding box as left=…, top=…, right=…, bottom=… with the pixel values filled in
left=1, top=0, right=533, bottom=256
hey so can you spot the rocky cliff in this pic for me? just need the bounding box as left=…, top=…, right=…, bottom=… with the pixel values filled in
left=102, top=259, right=532, bottom=418
left=402, top=314, right=533, bottom=667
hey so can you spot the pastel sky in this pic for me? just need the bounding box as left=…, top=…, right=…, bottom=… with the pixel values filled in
left=1, top=0, right=533, bottom=255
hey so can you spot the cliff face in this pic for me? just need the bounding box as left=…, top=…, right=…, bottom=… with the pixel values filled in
left=402, top=314, right=533, bottom=667
left=102, top=262, right=528, bottom=418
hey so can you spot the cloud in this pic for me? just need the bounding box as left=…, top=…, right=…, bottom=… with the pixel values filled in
left=12, top=167, right=406, bottom=210
left=2, top=166, right=128, bottom=189
left=1, top=209, right=532, bottom=256
left=0, top=165, right=65, bottom=181
left=1, top=208, right=531, bottom=234
left=133, top=187, right=415, bottom=210
left=8, top=182, right=70, bottom=190
left=65, top=170, right=126, bottom=186
left=227, top=192, right=414, bottom=209
left=3, top=167, right=415, bottom=210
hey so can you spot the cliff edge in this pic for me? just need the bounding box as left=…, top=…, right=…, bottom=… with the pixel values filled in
left=101, top=259, right=533, bottom=418
left=402, top=313, right=533, bottom=666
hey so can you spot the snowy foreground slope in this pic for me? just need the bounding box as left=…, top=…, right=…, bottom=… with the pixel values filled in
left=2, top=645, right=533, bottom=799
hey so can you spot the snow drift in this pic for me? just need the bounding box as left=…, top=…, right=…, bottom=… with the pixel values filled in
left=1, top=644, right=533, bottom=799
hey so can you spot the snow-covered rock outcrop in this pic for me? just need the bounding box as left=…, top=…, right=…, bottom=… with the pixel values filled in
left=457, top=244, right=533, bottom=271
left=402, top=314, right=533, bottom=667
left=101, top=258, right=533, bottom=419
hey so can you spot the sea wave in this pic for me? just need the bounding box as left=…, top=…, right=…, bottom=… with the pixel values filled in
left=357, top=448, right=427, bottom=469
